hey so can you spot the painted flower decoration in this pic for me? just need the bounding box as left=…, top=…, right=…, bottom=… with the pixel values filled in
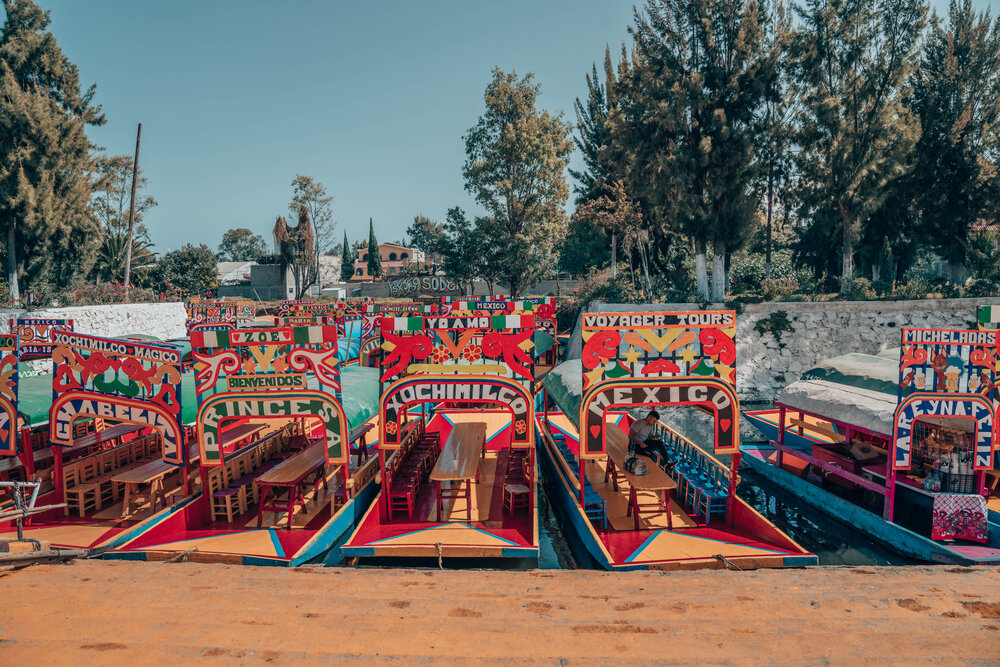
left=514, top=420, right=527, bottom=435
left=385, top=421, right=398, bottom=435
left=462, top=345, right=483, bottom=363
left=430, top=344, right=451, bottom=365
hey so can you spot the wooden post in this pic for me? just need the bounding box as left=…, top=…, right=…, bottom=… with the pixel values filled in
left=579, top=459, right=586, bottom=506
left=123, top=122, right=142, bottom=290
left=884, top=464, right=897, bottom=521
left=54, top=445, right=65, bottom=515
left=727, top=450, right=742, bottom=527
left=776, top=405, right=786, bottom=468
left=17, top=426, right=33, bottom=478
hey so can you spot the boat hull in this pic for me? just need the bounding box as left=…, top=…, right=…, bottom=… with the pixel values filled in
left=741, top=443, right=1000, bottom=565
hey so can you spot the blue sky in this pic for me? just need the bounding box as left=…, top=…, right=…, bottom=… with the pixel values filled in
left=30, top=0, right=998, bottom=254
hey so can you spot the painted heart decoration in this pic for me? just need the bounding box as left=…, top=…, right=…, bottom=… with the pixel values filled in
left=720, top=419, right=732, bottom=432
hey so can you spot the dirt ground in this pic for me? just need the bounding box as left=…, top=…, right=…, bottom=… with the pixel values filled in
left=0, top=560, right=998, bottom=664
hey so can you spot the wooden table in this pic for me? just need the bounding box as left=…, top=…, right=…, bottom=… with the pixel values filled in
left=219, top=423, right=266, bottom=450
left=605, top=427, right=677, bottom=530
left=255, top=443, right=331, bottom=529
left=112, top=459, right=179, bottom=517
left=68, top=423, right=146, bottom=456
left=430, top=422, right=486, bottom=522
left=349, top=423, right=374, bottom=462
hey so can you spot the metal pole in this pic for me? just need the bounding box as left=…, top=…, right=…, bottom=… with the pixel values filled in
left=123, top=122, right=142, bottom=290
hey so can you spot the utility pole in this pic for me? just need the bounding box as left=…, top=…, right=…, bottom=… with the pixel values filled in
left=123, top=122, right=142, bottom=290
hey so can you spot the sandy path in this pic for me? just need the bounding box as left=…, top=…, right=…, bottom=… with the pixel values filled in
left=0, top=561, right=998, bottom=664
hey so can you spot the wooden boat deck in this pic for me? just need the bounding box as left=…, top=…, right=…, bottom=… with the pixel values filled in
left=342, top=411, right=536, bottom=559
left=540, top=412, right=811, bottom=569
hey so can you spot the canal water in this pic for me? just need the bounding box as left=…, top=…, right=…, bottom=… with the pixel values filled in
left=535, top=406, right=917, bottom=569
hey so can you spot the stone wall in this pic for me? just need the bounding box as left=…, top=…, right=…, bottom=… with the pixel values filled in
left=565, top=297, right=1000, bottom=405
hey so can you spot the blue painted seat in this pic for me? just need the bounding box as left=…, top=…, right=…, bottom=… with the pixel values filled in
left=582, top=475, right=607, bottom=530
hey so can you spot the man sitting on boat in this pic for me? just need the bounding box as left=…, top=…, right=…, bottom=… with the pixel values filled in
left=628, top=410, right=671, bottom=467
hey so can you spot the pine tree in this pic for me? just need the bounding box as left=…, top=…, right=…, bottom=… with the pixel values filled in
left=622, top=0, right=778, bottom=301
left=909, top=0, right=1000, bottom=283
left=367, top=218, right=383, bottom=280
left=340, top=231, right=355, bottom=282
left=793, top=0, right=925, bottom=293
left=0, top=0, right=106, bottom=300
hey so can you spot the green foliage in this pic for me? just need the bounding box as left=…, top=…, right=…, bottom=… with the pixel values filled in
left=217, top=227, right=266, bottom=262
left=438, top=207, right=502, bottom=293
left=909, top=0, right=1000, bottom=281
left=340, top=230, right=355, bottom=282
left=367, top=218, right=383, bottom=280
left=155, top=244, right=217, bottom=296
left=289, top=175, right=335, bottom=256
left=754, top=310, right=795, bottom=345
left=463, top=68, right=573, bottom=297
left=793, top=0, right=925, bottom=292
left=616, top=0, right=780, bottom=300
left=63, top=282, right=184, bottom=306
left=841, top=278, right=877, bottom=301
left=406, top=215, right=446, bottom=257
left=90, top=154, right=158, bottom=285
left=729, top=249, right=808, bottom=294
left=0, top=0, right=106, bottom=298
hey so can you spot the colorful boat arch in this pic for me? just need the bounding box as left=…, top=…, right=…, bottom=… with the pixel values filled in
left=49, top=332, right=185, bottom=464
left=191, top=323, right=347, bottom=465
left=0, top=333, right=19, bottom=456
left=50, top=390, right=186, bottom=464
left=196, top=389, right=348, bottom=465
left=579, top=376, right=739, bottom=459
left=892, top=392, right=995, bottom=470
left=379, top=374, right=533, bottom=448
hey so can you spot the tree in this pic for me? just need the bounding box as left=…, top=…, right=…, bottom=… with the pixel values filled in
left=572, top=181, right=651, bottom=291
left=571, top=46, right=631, bottom=205
left=273, top=206, right=316, bottom=299
left=0, top=0, right=105, bottom=301
left=289, top=175, right=334, bottom=281
left=217, top=227, right=267, bottom=261
left=367, top=218, right=383, bottom=280
left=156, top=244, right=217, bottom=295
left=909, top=0, right=1000, bottom=283
left=755, top=1, right=795, bottom=281
left=438, top=207, right=502, bottom=294
left=463, top=68, right=573, bottom=297
left=406, top=215, right=446, bottom=257
left=340, top=231, right=355, bottom=282
left=621, top=0, right=778, bottom=301
left=91, top=154, right=157, bottom=283
left=793, top=0, right=925, bottom=292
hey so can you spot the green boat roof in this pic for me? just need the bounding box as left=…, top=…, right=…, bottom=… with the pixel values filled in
left=541, top=359, right=583, bottom=430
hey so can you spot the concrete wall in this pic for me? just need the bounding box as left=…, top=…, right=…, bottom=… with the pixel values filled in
left=2, top=302, right=188, bottom=374
left=566, top=297, right=1000, bottom=404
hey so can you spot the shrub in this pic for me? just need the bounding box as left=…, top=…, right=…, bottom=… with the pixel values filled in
left=754, top=310, right=795, bottom=345
left=841, top=277, right=876, bottom=301
left=761, top=278, right=799, bottom=301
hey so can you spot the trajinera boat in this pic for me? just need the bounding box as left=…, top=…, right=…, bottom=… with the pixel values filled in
left=744, top=323, right=1000, bottom=565
left=538, top=308, right=816, bottom=570
left=105, top=311, right=382, bottom=566
left=342, top=306, right=541, bottom=562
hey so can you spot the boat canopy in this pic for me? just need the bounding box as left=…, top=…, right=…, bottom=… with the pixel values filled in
left=776, top=379, right=897, bottom=436
left=541, top=359, right=583, bottom=430
left=799, top=353, right=899, bottom=396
